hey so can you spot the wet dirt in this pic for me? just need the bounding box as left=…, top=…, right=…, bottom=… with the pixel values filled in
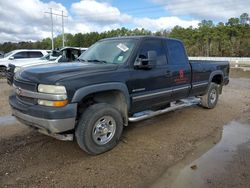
left=151, top=121, right=250, bottom=188
left=0, top=69, right=249, bottom=188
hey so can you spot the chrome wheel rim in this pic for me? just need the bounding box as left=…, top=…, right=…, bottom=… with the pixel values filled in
left=92, top=116, right=116, bottom=145
left=210, top=89, right=217, bottom=104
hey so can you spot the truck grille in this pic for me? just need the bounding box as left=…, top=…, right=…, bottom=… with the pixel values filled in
left=17, top=95, right=37, bottom=105
left=14, top=79, right=37, bottom=105
left=14, top=79, right=37, bottom=91
left=7, top=64, right=15, bottom=73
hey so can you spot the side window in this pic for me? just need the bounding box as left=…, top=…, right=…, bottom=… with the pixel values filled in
left=13, top=52, right=28, bottom=59
left=28, top=51, right=43, bottom=58
left=138, top=40, right=167, bottom=65
left=72, top=49, right=81, bottom=60
left=165, top=40, right=187, bottom=65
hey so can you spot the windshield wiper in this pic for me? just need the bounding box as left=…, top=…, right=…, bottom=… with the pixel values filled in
left=87, top=59, right=108, bottom=64
left=77, top=59, right=87, bottom=62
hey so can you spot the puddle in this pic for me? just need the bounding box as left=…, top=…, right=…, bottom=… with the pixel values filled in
left=152, top=121, right=250, bottom=188
left=0, top=115, right=17, bottom=126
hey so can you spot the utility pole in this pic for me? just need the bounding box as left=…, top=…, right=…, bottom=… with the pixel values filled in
left=50, top=8, right=54, bottom=50
left=45, top=9, right=67, bottom=49
left=62, top=11, right=65, bottom=47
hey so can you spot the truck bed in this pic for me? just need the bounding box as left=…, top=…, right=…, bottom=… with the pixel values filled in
left=190, top=60, right=229, bottom=83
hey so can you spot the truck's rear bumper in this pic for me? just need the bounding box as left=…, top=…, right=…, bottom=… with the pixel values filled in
left=9, top=95, right=77, bottom=133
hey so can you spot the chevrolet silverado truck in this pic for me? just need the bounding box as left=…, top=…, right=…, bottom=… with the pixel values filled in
left=9, top=36, right=229, bottom=155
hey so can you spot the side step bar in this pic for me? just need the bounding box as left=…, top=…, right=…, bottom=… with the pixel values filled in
left=128, top=97, right=200, bottom=122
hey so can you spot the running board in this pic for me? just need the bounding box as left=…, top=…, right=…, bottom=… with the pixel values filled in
left=128, top=97, right=200, bottom=122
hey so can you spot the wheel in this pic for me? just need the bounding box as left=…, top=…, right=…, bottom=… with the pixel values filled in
left=0, top=66, right=6, bottom=77
left=200, top=83, right=219, bottom=109
left=75, top=103, right=123, bottom=155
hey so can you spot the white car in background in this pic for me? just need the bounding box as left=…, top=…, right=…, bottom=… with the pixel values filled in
left=10, top=53, right=59, bottom=73
left=0, top=49, right=49, bottom=76
left=6, top=47, right=88, bottom=85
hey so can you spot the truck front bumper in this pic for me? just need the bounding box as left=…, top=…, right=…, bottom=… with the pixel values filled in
left=9, top=95, right=77, bottom=133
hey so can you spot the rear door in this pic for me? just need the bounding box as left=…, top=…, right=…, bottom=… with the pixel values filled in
left=128, top=38, right=172, bottom=113
left=164, top=39, right=191, bottom=99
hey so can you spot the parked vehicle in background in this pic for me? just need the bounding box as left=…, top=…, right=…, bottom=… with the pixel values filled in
left=9, top=36, right=229, bottom=155
left=53, top=47, right=88, bottom=62
left=0, top=49, right=48, bottom=76
left=0, top=51, right=4, bottom=58
left=6, top=47, right=88, bottom=85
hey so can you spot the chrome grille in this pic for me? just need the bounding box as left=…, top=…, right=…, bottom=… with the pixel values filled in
left=14, top=79, right=37, bottom=105
left=17, top=95, right=37, bottom=105
left=7, top=64, right=15, bottom=74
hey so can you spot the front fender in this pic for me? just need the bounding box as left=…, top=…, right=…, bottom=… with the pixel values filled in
left=71, top=82, right=130, bottom=109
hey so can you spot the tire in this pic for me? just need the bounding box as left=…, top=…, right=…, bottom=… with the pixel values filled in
left=200, top=83, right=219, bottom=109
left=75, top=103, right=123, bottom=155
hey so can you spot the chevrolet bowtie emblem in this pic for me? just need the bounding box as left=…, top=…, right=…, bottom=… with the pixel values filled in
left=16, top=87, right=22, bottom=95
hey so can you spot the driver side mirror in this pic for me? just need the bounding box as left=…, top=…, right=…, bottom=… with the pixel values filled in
left=134, top=50, right=157, bottom=69
left=9, top=56, right=14, bottom=60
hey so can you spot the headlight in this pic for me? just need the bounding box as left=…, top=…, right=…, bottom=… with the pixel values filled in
left=14, top=67, right=21, bottom=73
left=37, top=84, right=67, bottom=107
left=38, top=84, right=67, bottom=94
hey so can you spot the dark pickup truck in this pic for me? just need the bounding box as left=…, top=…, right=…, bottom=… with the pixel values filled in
left=9, top=36, right=229, bottom=155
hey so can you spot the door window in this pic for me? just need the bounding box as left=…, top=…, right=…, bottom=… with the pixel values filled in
left=13, top=52, right=29, bottom=59
left=138, top=40, right=167, bottom=65
left=165, top=40, right=187, bottom=65
left=28, top=51, right=43, bottom=58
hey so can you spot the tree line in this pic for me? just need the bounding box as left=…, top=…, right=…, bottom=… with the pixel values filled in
left=0, top=13, right=249, bottom=57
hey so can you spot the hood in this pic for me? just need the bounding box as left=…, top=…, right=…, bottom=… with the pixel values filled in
left=0, top=57, right=7, bottom=61
left=16, top=62, right=118, bottom=84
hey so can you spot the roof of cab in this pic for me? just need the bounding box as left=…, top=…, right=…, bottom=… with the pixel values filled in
left=99, top=35, right=183, bottom=43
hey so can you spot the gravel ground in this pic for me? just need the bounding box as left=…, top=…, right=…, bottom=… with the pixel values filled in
left=0, top=69, right=249, bottom=188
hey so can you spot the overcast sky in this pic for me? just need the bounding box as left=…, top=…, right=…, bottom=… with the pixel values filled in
left=0, top=0, right=249, bottom=43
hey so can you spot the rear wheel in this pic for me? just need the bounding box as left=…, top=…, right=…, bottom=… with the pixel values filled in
left=75, top=103, right=123, bottom=155
left=200, top=83, right=219, bottom=109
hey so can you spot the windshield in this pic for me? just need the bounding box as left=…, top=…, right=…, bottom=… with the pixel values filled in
left=40, top=54, right=50, bottom=60
left=40, top=53, right=58, bottom=61
left=78, top=39, right=137, bottom=64
left=4, top=51, right=15, bottom=58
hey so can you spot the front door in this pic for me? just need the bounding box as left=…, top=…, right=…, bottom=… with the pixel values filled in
left=164, top=39, right=191, bottom=100
left=128, top=39, right=172, bottom=113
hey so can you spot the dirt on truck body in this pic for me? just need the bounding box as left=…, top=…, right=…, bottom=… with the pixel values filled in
left=0, top=68, right=249, bottom=188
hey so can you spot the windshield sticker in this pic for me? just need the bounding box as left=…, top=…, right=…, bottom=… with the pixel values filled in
left=117, top=43, right=129, bottom=52
left=117, top=56, right=124, bottom=61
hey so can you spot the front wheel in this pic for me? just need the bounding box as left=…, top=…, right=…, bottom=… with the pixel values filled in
left=200, top=83, right=219, bottom=109
left=75, top=103, right=123, bottom=155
